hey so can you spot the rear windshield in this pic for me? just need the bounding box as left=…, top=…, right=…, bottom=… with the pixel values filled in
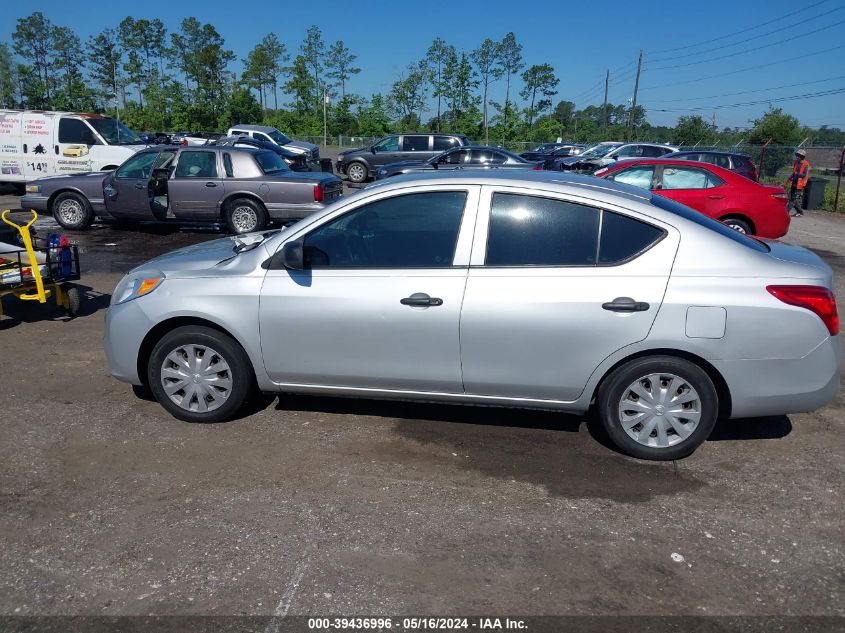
left=649, top=195, right=770, bottom=252
left=255, top=150, right=289, bottom=174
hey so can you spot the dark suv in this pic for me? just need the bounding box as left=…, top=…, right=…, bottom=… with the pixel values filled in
left=665, top=151, right=758, bottom=181
left=336, top=133, right=471, bottom=183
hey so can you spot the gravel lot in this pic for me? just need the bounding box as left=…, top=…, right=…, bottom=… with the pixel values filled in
left=0, top=183, right=842, bottom=628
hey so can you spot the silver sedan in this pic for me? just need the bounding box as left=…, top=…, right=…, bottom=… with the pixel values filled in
left=103, top=171, right=841, bottom=460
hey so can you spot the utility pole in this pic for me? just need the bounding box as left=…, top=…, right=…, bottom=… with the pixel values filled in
left=602, top=69, right=609, bottom=135
left=627, top=50, right=643, bottom=140
left=322, top=87, right=329, bottom=148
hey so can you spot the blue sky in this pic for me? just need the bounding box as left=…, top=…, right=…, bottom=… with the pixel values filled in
left=2, top=0, right=844, bottom=129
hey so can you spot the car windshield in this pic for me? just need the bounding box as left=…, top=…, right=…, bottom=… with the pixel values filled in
left=267, top=130, right=292, bottom=145
left=88, top=118, right=143, bottom=145
left=254, top=150, right=289, bottom=173
left=580, top=144, right=618, bottom=158
left=649, top=194, right=769, bottom=252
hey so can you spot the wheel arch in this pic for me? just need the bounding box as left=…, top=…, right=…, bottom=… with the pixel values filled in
left=591, top=347, right=733, bottom=420
left=136, top=316, right=256, bottom=387
left=219, top=192, right=267, bottom=217
left=47, top=187, right=91, bottom=213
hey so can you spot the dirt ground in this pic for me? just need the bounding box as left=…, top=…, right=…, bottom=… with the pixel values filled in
left=0, top=187, right=842, bottom=629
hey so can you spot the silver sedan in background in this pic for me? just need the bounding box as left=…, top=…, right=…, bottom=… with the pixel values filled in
left=103, top=171, right=841, bottom=460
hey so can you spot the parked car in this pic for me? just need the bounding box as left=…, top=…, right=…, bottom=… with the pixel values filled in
left=556, top=142, right=679, bottom=173
left=336, top=133, right=471, bottom=183
left=22, top=146, right=343, bottom=234
left=171, top=132, right=221, bottom=146
left=226, top=124, right=320, bottom=167
left=103, top=170, right=840, bottom=461
left=214, top=136, right=311, bottom=172
left=666, top=150, right=759, bottom=181
left=595, top=158, right=789, bottom=237
left=140, top=132, right=173, bottom=145
left=520, top=143, right=585, bottom=162
left=374, top=146, right=539, bottom=180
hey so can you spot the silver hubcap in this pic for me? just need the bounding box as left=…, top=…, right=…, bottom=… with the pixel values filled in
left=726, top=222, right=747, bottom=234
left=348, top=164, right=364, bottom=181
left=618, top=373, right=702, bottom=448
left=231, top=206, right=258, bottom=233
left=160, top=344, right=232, bottom=413
left=58, top=199, right=84, bottom=225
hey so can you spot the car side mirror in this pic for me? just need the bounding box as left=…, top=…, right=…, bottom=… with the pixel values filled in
left=370, top=146, right=377, bottom=154
left=280, top=239, right=305, bottom=270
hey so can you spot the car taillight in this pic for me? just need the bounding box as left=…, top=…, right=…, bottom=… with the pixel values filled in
left=182, top=138, right=188, bottom=146
left=767, top=285, right=839, bottom=335
left=532, top=163, right=543, bottom=170
left=313, top=184, right=324, bottom=202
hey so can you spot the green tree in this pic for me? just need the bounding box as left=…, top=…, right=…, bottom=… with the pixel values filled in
left=497, top=32, right=524, bottom=114
left=261, top=33, right=288, bottom=110
left=300, top=25, right=325, bottom=107
left=673, top=115, right=711, bottom=146
left=225, top=88, right=262, bottom=127
left=0, top=44, right=18, bottom=107
left=87, top=29, right=124, bottom=110
left=242, top=42, right=274, bottom=109
left=389, top=62, right=427, bottom=129
left=748, top=107, right=804, bottom=145
left=426, top=38, right=455, bottom=132
left=442, top=51, right=479, bottom=133
left=52, top=25, right=95, bottom=111
left=520, top=63, right=558, bottom=130
left=284, top=55, right=316, bottom=114
left=357, top=93, right=392, bottom=137
left=12, top=12, right=55, bottom=107
left=325, top=40, right=359, bottom=100
left=471, top=38, right=503, bottom=144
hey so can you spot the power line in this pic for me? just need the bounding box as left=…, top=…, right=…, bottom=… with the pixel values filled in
left=647, top=87, right=845, bottom=112
left=644, top=18, right=845, bottom=71
left=646, top=5, right=843, bottom=64
left=641, top=43, right=845, bottom=91
left=645, top=0, right=830, bottom=55
left=657, top=75, right=845, bottom=103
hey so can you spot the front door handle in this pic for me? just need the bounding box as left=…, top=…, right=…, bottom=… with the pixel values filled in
left=602, top=297, right=650, bottom=312
left=205, top=181, right=217, bottom=187
left=400, top=293, right=443, bottom=307
left=708, top=194, right=725, bottom=199
left=135, top=182, right=146, bottom=189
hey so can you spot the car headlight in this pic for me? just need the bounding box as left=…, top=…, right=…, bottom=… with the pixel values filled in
left=337, top=154, right=345, bottom=162
left=111, top=273, right=165, bottom=306
left=25, top=184, right=41, bottom=193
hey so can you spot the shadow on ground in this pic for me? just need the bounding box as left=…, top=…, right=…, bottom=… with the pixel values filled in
left=0, top=283, right=110, bottom=328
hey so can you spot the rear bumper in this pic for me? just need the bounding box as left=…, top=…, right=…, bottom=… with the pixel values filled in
left=265, top=202, right=329, bottom=220
left=20, top=195, right=49, bottom=213
left=715, top=335, right=842, bottom=418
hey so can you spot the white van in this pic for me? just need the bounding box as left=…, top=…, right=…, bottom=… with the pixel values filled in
left=0, top=110, right=146, bottom=184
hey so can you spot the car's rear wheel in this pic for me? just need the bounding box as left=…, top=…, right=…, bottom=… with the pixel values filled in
left=721, top=216, right=752, bottom=235
left=597, top=356, right=718, bottom=460
left=148, top=326, right=254, bottom=423
left=224, top=197, right=268, bottom=234
left=52, top=192, right=94, bottom=230
left=346, top=161, right=368, bottom=183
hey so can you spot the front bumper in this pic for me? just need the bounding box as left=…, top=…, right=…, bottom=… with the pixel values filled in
left=714, top=334, right=842, bottom=418
left=20, top=195, right=50, bottom=213
left=104, top=298, right=155, bottom=385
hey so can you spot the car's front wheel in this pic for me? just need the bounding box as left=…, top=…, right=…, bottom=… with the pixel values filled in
left=597, top=356, right=718, bottom=460
left=346, top=161, right=368, bottom=183
left=224, top=197, right=268, bottom=234
left=147, top=326, right=254, bottom=423
left=52, top=192, right=94, bottom=230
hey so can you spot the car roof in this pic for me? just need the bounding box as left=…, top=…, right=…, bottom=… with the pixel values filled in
left=230, top=124, right=277, bottom=133
left=602, top=158, right=742, bottom=178
left=670, top=150, right=750, bottom=158
left=364, top=169, right=652, bottom=203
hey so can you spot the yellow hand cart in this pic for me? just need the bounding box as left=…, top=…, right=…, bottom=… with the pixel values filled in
left=0, top=210, right=82, bottom=318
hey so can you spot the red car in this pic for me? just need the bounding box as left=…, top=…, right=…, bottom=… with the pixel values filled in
left=595, top=159, right=790, bottom=238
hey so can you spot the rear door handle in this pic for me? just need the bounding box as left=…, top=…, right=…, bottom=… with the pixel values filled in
left=205, top=182, right=217, bottom=187
left=602, top=297, right=650, bottom=312
left=400, top=293, right=443, bottom=307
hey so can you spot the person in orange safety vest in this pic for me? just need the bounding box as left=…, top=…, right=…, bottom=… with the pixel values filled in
left=786, top=148, right=810, bottom=217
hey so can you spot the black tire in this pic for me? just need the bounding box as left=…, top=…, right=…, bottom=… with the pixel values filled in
left=597, top=355, right=719, bottom=460
left=224, top=197, right=268, bottom=234
left=64, top=284, right=81, bottom=317
left=346, top=161, right=368, bottom=183
left=52, top=191, right=94, bottom=230
left=721, top=216, right=752, bottom=235
left=148, top=325, right=255, bottom=423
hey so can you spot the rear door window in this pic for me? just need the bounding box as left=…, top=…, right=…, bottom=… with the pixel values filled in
left=472, top=150, right=506, bottom=165
left=175, top=151, right=218, bottom=178
left=661, top=166, right=722, bottom=189
left=485, top=193, right=600, bottom=266
left=402, top=135, right=430, bottom=151
left=641, top=145, right=670, bottom=157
